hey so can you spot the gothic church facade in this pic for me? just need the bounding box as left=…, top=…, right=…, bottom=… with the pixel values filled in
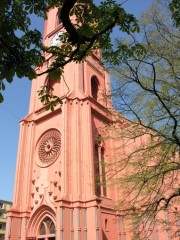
left=6, top=7, right=178, bottom=240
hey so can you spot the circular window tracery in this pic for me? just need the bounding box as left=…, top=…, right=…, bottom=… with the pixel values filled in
left=36, top=129, right=61, bottom=167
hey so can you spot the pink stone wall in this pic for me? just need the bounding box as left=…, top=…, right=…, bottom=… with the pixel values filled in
left=6, top=6, right=180, bottom=240
left=10, top=218, right=19, bottom=240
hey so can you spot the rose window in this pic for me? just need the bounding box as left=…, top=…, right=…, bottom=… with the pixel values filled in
left=38, top=129, right=61, bottom=165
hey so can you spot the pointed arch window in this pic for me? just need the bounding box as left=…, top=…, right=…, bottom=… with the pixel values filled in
left=95, top=143, right=101, bottom=196
left=38, top=217, right=55, bottom=239
left=94, top=136, right=107, bottom=197
left=91, top=76, right=99, bottom=101
left=39, top=224, right=46, bottom=235
left=49, top=223, right=55, bottom=234
left=101, top=147, right=107, bottom=196
left=105, top=218, right=109, bottom=231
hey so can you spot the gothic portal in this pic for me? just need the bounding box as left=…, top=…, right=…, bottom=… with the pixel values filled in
left=5, top=7, right=179, bottom=240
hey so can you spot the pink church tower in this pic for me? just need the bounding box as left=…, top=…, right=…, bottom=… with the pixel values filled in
left=6, top=7, right=123, bottom=240
left=6, top=7, right=179, bottom=240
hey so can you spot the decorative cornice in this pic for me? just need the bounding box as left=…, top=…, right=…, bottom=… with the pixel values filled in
left=45, top=24, right=64, bottom=39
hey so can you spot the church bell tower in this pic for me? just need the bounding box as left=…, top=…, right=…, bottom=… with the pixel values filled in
left=6, top=7, right=121, bottom=240
left=6, top=6, right=178, bottom=240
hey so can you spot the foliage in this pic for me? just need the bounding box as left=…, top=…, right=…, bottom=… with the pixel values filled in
left=0, top=0, right=56, bottom=102
left=169, top=0, right=180, bottom=27
left=0, top=0, right=179, bottom=236
left=38, top=85, right=62, bottom=111
left=0, top=0, right=179, bottom=106
left=0, top=0, right=140, bottom=105
left=106, top=0, right=180, bottom=236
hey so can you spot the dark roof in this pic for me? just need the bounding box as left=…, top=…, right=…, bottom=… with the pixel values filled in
left=0, top=199, right=12, bottom=204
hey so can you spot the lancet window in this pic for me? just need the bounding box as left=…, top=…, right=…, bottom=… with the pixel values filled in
left=94, top=136, right=107, bottom=197
left=38, top=217, right=55, bottom=240
left=105, top=219, right=109, bottom=231
left=91, top=76, right=99, bottom=101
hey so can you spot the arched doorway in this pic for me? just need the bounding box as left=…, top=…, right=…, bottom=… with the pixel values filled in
left=36, top=217, right=55, bottom=240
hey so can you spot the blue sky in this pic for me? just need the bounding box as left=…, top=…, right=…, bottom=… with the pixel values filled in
left=0, top=0, right=153, bottom=202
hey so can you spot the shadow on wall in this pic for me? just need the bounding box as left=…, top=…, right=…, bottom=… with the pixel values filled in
left=102, top=230, right=108, bottom=240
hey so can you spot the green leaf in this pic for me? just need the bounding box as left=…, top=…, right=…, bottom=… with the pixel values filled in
left=49, top=68, right=61, bottom=81
left=50, top=104, right=54, bottom=111
left=0, top=92, right=4, bottom=103
left=28, top=70, right=37, bottom=80
left=0, top=81, right=5, bottom=91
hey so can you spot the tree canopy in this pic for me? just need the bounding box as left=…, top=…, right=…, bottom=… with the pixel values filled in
left=0, top=0, right=179, bottom=235
left=105, top=0, right=180, bottom=236
left=0, top=0, right=179, bottom=105
left=0, top=0, right=139, bottom=104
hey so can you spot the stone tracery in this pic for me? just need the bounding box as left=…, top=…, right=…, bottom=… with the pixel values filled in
left=38, top=129, right=61, bottom=165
